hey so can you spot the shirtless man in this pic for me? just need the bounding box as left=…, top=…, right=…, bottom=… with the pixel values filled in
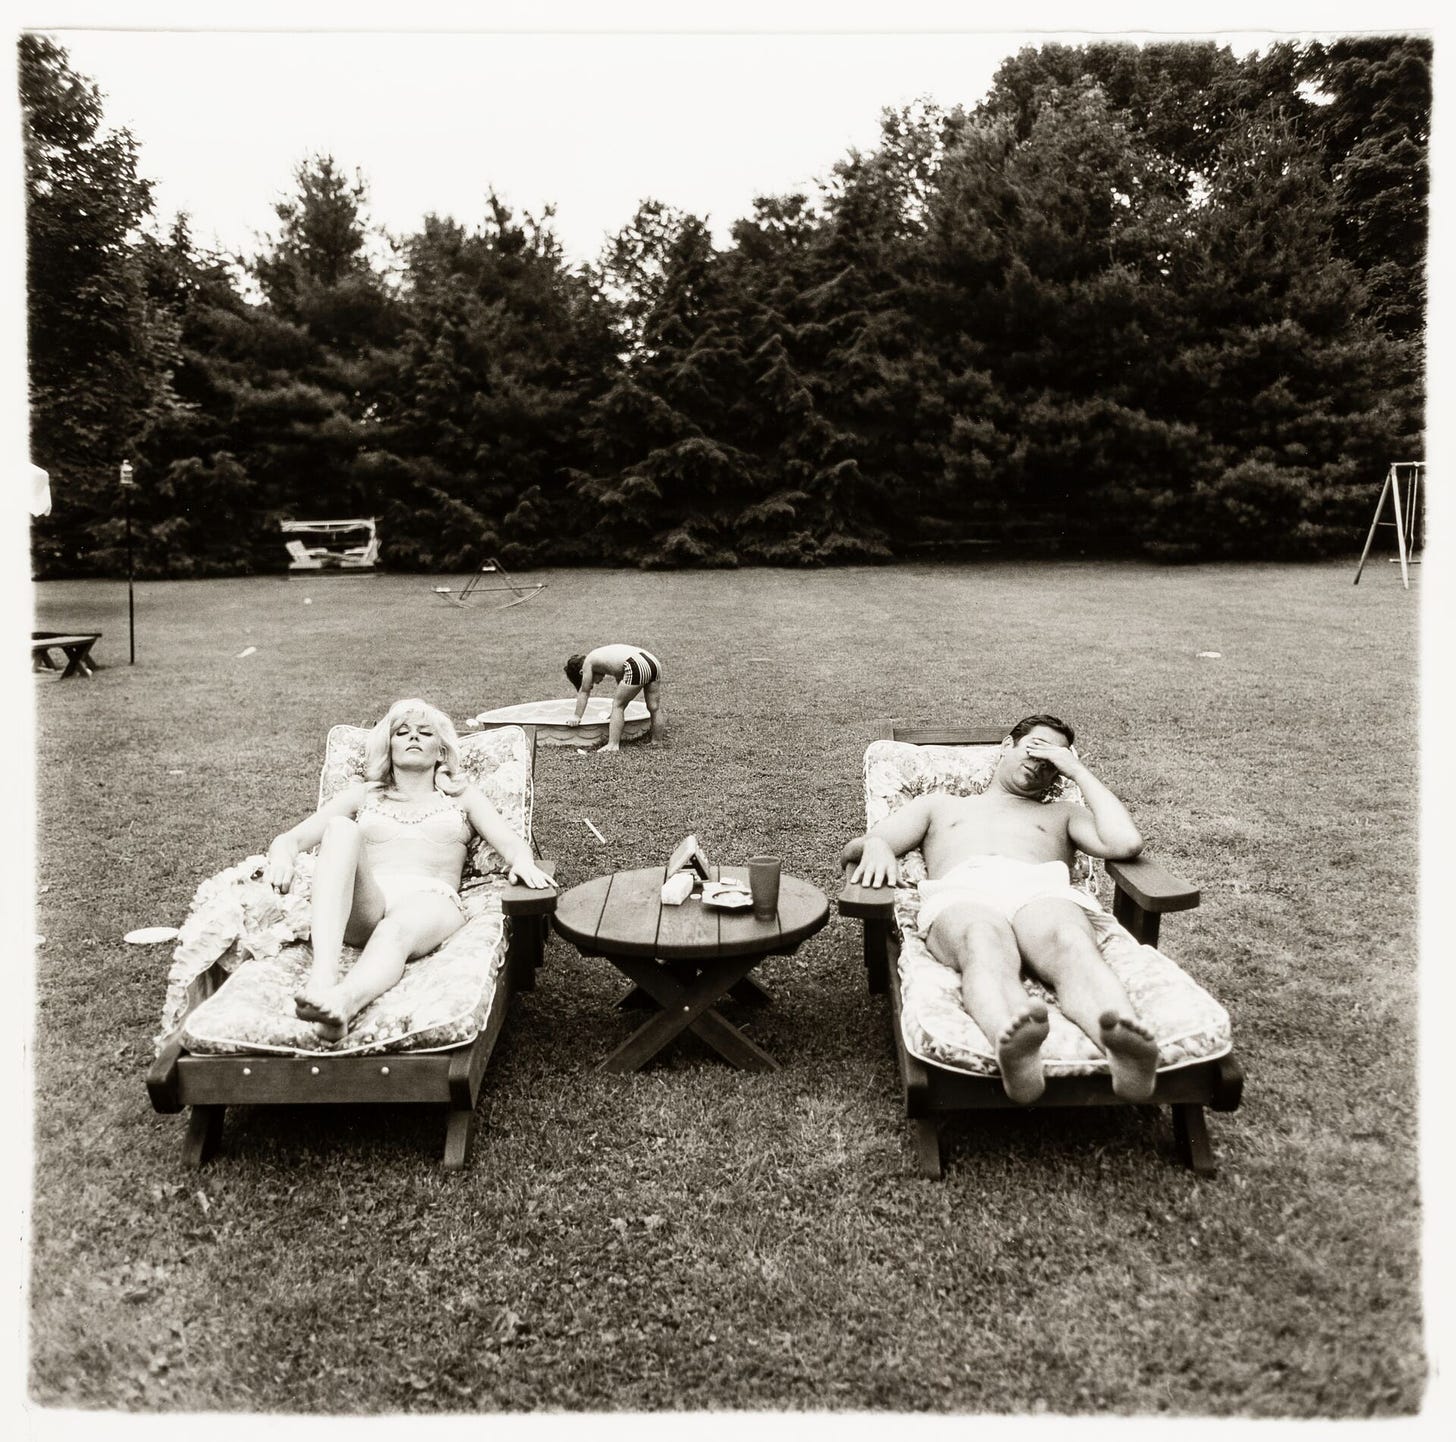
left=842, top=714, right=1159, bottom=1105
left=565, top=644, right=665, bottom=752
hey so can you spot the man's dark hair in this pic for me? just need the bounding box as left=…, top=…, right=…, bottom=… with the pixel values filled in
left=1010, top=713, right=1075, bottom=747
left=564, top=654, right=586, bottom=689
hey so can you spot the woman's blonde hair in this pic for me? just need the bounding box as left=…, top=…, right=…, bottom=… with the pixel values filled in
left=364, top=698, right=466, bottom=795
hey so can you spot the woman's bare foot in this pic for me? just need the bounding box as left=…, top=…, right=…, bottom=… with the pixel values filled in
left=1099, top=1011, right=1159, bottom=1101
left=997, top=1001, right=1050, bottom=1104
left=596, top=743, right=620, bottom=754
left=294, top=986, right=350, bottom=1043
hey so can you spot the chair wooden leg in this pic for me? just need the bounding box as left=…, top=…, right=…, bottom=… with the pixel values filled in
left=182, top=1105, right=225, bottom=1168
left=509, top=917, right=544, bottom=992
left=443, top=1105, right=475, bottom=1171
left=1210, top=1052, right=1245, bottom=1111
left=864, top=920, right=890, bottom=994
left=912, top=1118, right=944, bottom=1178
left=1172, top=1103, right=1217, bottom=1176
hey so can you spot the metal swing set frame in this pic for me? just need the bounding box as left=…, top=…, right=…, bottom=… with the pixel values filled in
left=1353, top=461, right=1424, bottom=590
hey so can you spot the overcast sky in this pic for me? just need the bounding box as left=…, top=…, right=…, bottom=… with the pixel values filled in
left=27, top=3, right=1416, bottom=270
left=47, top=27, right=1030, bottom=266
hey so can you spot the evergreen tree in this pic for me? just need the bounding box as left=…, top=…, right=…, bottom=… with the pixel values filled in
left=127, top=219, right=276, bottom=574
left=1294, top=37, right=1430, bottom=344
left=721, top=194, right=849, bottom=563
left=380, top=196, right=620, bottom=569
left=809, top=104, right=961, bottom=556
left=22, top=34, right=180, bottom=576
left=1144, top=115, right=1408, bottom=556
left=576, top=212, right=755, bottom=566
left=243, top=155, right=402, bottom=528
left=917, top=88, right=1192, bottom=547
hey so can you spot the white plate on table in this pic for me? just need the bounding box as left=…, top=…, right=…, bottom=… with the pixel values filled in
left=700, top=883, right=752, bottom=910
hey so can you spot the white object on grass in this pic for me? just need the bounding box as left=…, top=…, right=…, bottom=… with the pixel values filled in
left=236, top=646, right=257, bottom=658
left=124, top=926, right=181, bottom=945
left=1197, top=651, right=1222, bottom=658
left=303, top=597, right=312, bottom=605
left=582, top=818, right=607, bottom=843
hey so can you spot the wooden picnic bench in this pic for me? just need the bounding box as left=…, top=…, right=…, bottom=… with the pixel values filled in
left=32, top=631, right=102, bottom=679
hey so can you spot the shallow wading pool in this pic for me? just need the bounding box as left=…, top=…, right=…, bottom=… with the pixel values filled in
left=467, top=695, right=651, bottom=747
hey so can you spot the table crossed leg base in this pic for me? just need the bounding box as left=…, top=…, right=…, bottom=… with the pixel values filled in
left=617, top=966, right=772, bottom=1011
left=601, top=953, right=779, bottom=1072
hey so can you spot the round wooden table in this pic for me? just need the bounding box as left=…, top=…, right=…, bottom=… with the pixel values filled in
left=553, top=865, right=829, bottom=1071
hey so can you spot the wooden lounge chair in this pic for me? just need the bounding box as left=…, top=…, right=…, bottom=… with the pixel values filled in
left=838, top=726, right=1243, bottom=1177
left=147, top=723, right=555, bottom=1170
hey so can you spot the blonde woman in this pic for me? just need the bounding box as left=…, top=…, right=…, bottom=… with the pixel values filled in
left=267, top=698, right=550, bottom=1041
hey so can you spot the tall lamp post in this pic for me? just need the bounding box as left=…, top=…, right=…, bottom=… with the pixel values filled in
left=119, top=459, right=136, bottom=663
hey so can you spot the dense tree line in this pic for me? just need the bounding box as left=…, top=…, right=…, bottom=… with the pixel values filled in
left=22, top=33, right=1427, bottom=574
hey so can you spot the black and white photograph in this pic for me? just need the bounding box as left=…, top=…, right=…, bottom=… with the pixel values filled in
left=10, top=0, right=1447, bottom=1430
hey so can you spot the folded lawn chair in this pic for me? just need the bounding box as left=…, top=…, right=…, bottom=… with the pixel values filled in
left=147, top=723, right=556, bottom=1170
left=839, top=727, right=1243, bottom=1177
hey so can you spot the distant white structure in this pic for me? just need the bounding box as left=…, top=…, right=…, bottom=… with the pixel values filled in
left=28, top=463, right=51, bottom=516
left=280, top=517, right=379, bottom=572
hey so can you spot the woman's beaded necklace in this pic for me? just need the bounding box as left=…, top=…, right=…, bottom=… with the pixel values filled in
left=368, top=788, right=462, bottom=825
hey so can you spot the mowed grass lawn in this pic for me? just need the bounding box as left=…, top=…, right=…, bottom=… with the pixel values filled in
left=29, top=560, right=1422, bottom=1416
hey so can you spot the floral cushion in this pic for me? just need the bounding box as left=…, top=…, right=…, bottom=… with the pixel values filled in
left=317, top=722, right=533, bottom=884
left=863, top=739, right=1231, bottom=1077
left=153, top=723, right=534, bottom=1058
left=155, top=857, right=514, bottom=1058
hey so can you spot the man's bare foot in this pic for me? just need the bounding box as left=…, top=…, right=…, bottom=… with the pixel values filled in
left=1099, top=1011, right=1159, bottom=1101
left=294, top=986, right=350, bottom=1043
left=597, top=743, right=620, bottom=754
left=997, top=1001, right=1050, bottom=1104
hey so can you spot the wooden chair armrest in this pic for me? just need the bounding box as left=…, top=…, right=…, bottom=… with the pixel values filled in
left=838, top=869, right=897, bottom=920
left=146, top=1031, right=188, bottom=1112
left=144, top=959, right=228, bottom=1113
left=499, top=858, right=558, bottom=917
left=1104, top=856, right=1200, bottom=913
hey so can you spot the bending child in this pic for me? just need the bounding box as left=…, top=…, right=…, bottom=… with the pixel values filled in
left=564, top=644, right=666, bottom=752
left=267, top=697, right=552, bottom=1042
left=842, top=714, right=1159, bottom=1105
